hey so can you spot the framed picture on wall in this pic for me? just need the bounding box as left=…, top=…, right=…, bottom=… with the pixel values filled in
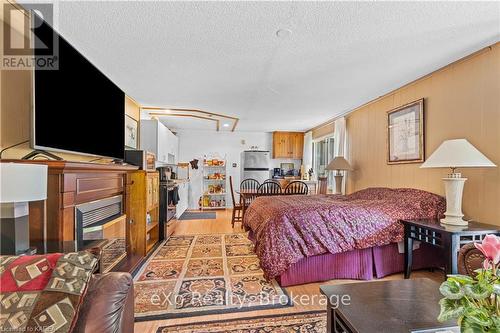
left=387, top=98, right=424, bottom=164
left=125, top=115, right=138, bottom=149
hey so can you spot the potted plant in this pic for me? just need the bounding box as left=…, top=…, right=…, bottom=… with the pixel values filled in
left=438, top=235, right=500, bottom=332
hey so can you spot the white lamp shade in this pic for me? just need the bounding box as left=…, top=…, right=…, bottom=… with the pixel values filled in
left=420, top=139, right=496, bottom=169
left=0, top=163, right=48, bottom=203
left=326, top=156, right=352, bottom=171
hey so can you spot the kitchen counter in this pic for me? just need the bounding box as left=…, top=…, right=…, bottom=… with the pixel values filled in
left=274, top=178, right=318, bottom=195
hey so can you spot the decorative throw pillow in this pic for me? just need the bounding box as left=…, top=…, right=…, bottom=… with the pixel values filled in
left=0, top=250, right=99, bottom=333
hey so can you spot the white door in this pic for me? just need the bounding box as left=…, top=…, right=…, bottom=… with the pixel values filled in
left=313, top=137, right=335, bottom=190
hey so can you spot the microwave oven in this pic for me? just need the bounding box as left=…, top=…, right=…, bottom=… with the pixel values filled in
left=124, top=150, right=156, bottom=171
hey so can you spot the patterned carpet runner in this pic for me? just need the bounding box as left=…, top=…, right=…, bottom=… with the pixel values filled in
left=156, top=311, right=326, bottom=333
left=134, top=233, right=291, bottom=320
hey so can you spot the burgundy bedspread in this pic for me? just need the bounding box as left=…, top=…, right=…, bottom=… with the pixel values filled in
left=243, top=187, right=445, bottom=280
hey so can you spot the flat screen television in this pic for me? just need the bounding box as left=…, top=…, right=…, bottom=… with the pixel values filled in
left=32, top=14, right=125, bottom=160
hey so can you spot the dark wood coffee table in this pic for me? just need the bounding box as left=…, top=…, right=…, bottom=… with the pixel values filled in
left=320, top=279, right=457, bottom=333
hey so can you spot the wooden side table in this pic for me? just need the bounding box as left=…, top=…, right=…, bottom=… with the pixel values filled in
left=402, top=219, right=500, bottom=278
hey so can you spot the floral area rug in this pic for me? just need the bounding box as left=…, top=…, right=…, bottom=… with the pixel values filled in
left=156, top=311, right=326, bottom=333
left=134, top=233, right=291, bottom=321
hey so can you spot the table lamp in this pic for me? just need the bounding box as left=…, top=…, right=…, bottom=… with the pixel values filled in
left=420, top=139, right=496, bottom=226
left=0, top=163, right=48, bottom=254
left=326, top=156, right=352, bottom=195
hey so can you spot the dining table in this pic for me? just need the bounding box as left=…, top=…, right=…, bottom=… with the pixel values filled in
left=236, top=180, right=312, bottom=218
left=235, top=189, right=260, bottom=218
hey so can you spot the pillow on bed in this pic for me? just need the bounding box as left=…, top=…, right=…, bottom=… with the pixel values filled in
left=347, top=187, right=446, bottom=214
left=347, top=187, right=401, bottom=200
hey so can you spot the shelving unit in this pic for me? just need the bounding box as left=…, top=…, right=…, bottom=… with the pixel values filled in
left=146, top=220, right=159, bottom=233
left=202, top=158, right=227, bottom=210
left=127, top=170, right=160, bottom=256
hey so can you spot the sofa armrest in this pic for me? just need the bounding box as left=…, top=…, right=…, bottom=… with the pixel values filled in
left=73, top=272, right=134, bottom=333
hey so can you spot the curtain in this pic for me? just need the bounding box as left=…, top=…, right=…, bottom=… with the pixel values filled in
left=333, top=117, right=348, bottom=193
left=303, top=131, right=313, bottom=174
left=333, top=117, right=346, bottom=157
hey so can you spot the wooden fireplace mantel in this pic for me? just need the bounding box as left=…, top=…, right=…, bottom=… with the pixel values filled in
left=1, top=160, right=139, bottom=253
left=1, top=159, right=139, bottom=172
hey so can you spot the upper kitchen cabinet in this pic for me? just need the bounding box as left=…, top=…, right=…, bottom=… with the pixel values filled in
left=166, top=131, right=179, bottom=163
left=292, top=132, right=304, bottom=159
left=140, top=119, right=179, bottom=164
left=272, top=132, right=304, bottom=159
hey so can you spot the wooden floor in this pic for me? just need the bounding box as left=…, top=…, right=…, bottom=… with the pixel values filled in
left=134, top=209, right=443, bottom=332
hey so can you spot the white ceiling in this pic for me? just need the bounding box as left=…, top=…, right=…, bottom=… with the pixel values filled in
left=154, top=112, right=235, bottom=132
left=51, top=1, right=499, bottom=131
left=158, top=116, right=209, bottom=132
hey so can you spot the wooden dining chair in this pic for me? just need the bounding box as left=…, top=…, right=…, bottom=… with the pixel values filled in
left=229, top=176, right=242, bottom=228
left=284, top=181, right=309, bottom=195
left=240, top=178, right=260, bottom=211
left=318, top=177, right=328, bottom=194
left=257, top=181, right=282, bottom=196
left=240, top=178, right=260, bottom=191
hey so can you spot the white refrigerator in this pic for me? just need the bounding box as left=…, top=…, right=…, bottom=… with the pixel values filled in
left=241, top=150, right=271, bottom=184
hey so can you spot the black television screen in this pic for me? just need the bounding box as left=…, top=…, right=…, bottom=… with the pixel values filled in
left=33, top=14, right=125, bottom=160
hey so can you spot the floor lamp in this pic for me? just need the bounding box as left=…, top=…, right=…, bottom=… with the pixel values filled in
left=326, top=157, right=352, bottom=195
left=420, top=139, right=496, bottom=226
left=0, top=163, right=48, bottom=254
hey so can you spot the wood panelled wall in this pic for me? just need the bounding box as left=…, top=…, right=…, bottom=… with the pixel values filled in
left=346, top=43, right=500, bottom=225
left=0, top=0, right=140, bottom=160
left=312, top=122, right=334, bottom=140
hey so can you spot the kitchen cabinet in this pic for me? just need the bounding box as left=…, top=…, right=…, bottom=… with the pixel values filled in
left=273, top=132, right=304, bottom=159
left=140, top=119, right=179, bottom=164
left=166, top=130, right=179, bottom=164
left=127, top=171, right=159, bottom=257
left=157, top=122, right=168, bottom=163
left=176, top=181, right=189, bottom=219
left=273, top=132, right=286, bottom=158
left=293, top=133, right=304, bottom=159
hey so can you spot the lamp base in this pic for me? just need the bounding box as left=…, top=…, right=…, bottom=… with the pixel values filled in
left=334, top=174, right=343, bottom=195
left=0, top=203, right=31, bottom=255
left=440, top=216, right=468, bottom=226
left=441, top=176, right=468, bottom=227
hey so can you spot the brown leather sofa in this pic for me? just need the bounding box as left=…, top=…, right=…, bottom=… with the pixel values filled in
left=458, top=242, right=485, bottom=277
left=74, top=272, right=134, bottom=333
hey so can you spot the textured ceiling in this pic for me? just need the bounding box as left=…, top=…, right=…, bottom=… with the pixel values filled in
left=159, top=116, right=211, bottom=131
left=50, top=1, right=499, bottom=131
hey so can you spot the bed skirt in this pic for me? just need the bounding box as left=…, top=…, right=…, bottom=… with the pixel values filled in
left=276, top=248, right=373, bottom=286
left=276, top=243, right=443, bottom=287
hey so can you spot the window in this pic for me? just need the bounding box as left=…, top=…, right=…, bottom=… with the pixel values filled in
left=313, top=136, right=335, bottom=189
